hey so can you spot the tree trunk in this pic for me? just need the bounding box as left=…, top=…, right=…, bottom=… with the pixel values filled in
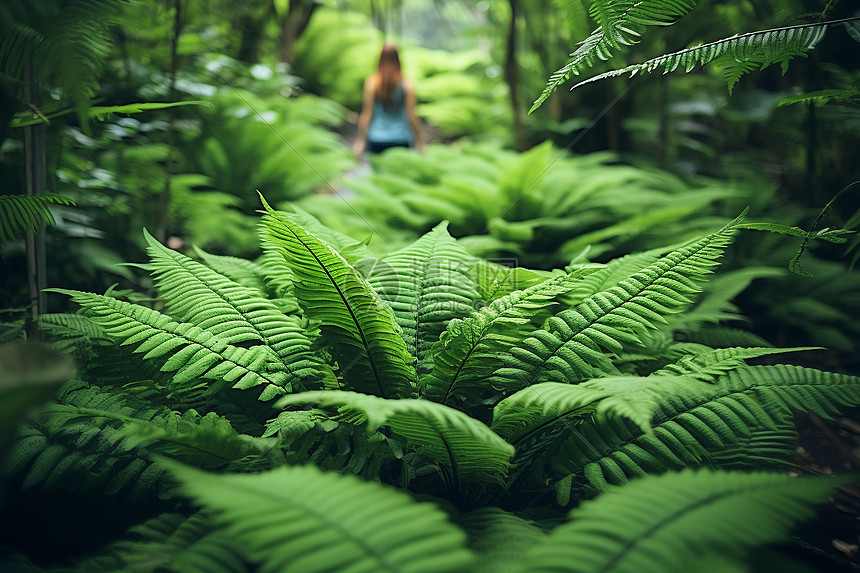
left=504, top=0, right=527, bottom=151
left=158, top=0, right=182, bottom=244
left=280, top=0, right=319, bottom=64
left=23, top=59, right=46, bottom=340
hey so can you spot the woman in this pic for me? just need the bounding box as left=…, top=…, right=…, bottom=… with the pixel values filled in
left=353, top=44, right=424, bottom=156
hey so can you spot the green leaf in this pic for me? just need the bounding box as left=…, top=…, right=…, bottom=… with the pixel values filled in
left=47, top=289, right=291, bottom=397
left=367, top=221, right=482, bottom=374
left=565, top=20, right=835, bottom=93
left=489, top=213, right=744, bottom=392
left=531, top=0, right=695, bottom=112
left=259, top=196, right=417, bottom=399
left=515, top=469, right=849, bottom=573
left=421, top=270, right=586, bottom=408
left=162, top=459, right=476, bottom=573
left=144, top=229, right=333, bottom=393
left=277, top=390, right=514, bottom=485
left=0, top=194, right=75, bottom=245
left=11, top=100, right=213, bottom=127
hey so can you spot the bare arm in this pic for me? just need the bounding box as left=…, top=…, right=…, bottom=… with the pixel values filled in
left=403, top=80, right=424, bottom=152
left=353, top=76, right=375, bottom=156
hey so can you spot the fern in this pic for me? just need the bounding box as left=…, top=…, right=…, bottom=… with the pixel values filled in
left=488, top=212, right=743, bottom=393
left=276, top=390, right=514, bottom=486
left=366, top=222, right=482, bottom=373
left=530, top=0, right=696, bottom=112
left=0, top=193, right=75, bottom=245
left=71, top=512, right=248, bottom=573
left=144, top=230, right=333, bottom=392
left=514, top=469, right=849, bottom=573
left=3, top=381, right=168, bottom=501
left=47, top=289, right=293, bottom=399
left=653, top=345, right=822, bottom=382
left=421, top=270, right=587, bottom=410
left=0, top=0, right=124, bottom=115
left=164, top=459, right=476, bottom=573
left=259, top=198, right=417, bottom=399
left=567, top=20, right=842, bottom=94
left=461, top=508, right=547, bottom=573
left=545, top=365, right=860, bottom=491
left=43, top=405, right=277, bottom=471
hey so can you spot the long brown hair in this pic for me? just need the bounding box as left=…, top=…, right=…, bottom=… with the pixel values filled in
left=374, top=43, right=403, bottom=107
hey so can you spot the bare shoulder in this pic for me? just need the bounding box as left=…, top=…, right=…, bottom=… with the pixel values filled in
left=402, top=79, right=416, bottom=93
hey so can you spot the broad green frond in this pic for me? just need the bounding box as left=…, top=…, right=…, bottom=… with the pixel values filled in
left=43, top=405, right=276, bottom=471
left=164, top=460, right=476, bottom=573
left=0, top=0, right=124, bottom=113
left=72, top=512, right=248, bottom=573
left=421, top=271, right=587, bottom=409
left=265, top=409, right=392, bottom=477
left=491, top=376, right=697, bottom=460
left=0, top=193, right=75, bottom=245
left=655, top=346, right=822, bottom=383
left=194, top=246, right=271, bottom=294
left=569, top=20, right=835, bottom=94
left=779, top=87, right=860, bottom=107
left=259, top=197, right=416, bottom=399
left=38, top=312, right=109, bottom=343
left=530, top=0, right=695, bottom=112
left=489, top=214, right=744, bottom=393
left=462, top=507, right=547, bottom=573
left=277, top=390, right=514, bottom=485
left=367, top=222, right=482, bottom=373
left=144, top=231, right=332, bottom=392
left=467, top=259, right=559, bottom=302
left=515, top=470, right=848, bottom=573
left=550, top=365, right=860, bottom=490
left=49, top=289, right=292, bottom=398
left=3, top=380, right=168, bottom=501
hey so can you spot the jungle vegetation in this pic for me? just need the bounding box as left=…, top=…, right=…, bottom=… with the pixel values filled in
left=1, top=0, right=859, bottom=571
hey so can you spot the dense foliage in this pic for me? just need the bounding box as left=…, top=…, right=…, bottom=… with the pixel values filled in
left=1, top=203, right=857, bottom=570
left=1, top=0, right=859, bottom=570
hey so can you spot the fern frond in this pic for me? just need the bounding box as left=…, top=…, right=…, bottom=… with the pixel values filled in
left=3, top=381, right=168, bottom=501
left=515, top=470, right=849, bottom=573
left=0, top=0, right=124, bottom=112
left=38, top=312, right=109, bottom=342
left=421, top=270, right=587, bottom=410
left=491, top=375, right=695, bottom=447
left=550, top=364, right=860, bottom=490
left=0, top=193, right=75, bottom=245
left=163, top=460, right=476, bottom=573
left=367, top=222, right=482, bottom=373
left=193, top=245, right=271, bottom=294
left=265, top=408, right=394, bottom=477
left=259, top=197, right=416, bottom=399
left=144, top=231, right=333, bottom=394
left=73, top=512, right=249, bottom=573
left=48, top=289, right=292, bottom=399
left=277, top=390, right=514, bottom=485
left=489, top=213, right=744, bottom=393
left=461, top=507, right=547, bottom=573
left=779, top=87, right=860, bottom=107
left=569, top=19, right=839, bottom=94
left=43, top=404, right=276, bottom=471
left=530, top=0, right=695, bottom=112
left=654, top=346, right=822, bottom=383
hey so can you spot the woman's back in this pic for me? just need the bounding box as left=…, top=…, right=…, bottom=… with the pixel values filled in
left=367, top=81, right=411, bottom=144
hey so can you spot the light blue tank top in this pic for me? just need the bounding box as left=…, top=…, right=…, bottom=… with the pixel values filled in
left=367, top=83, right=412, bottom=144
